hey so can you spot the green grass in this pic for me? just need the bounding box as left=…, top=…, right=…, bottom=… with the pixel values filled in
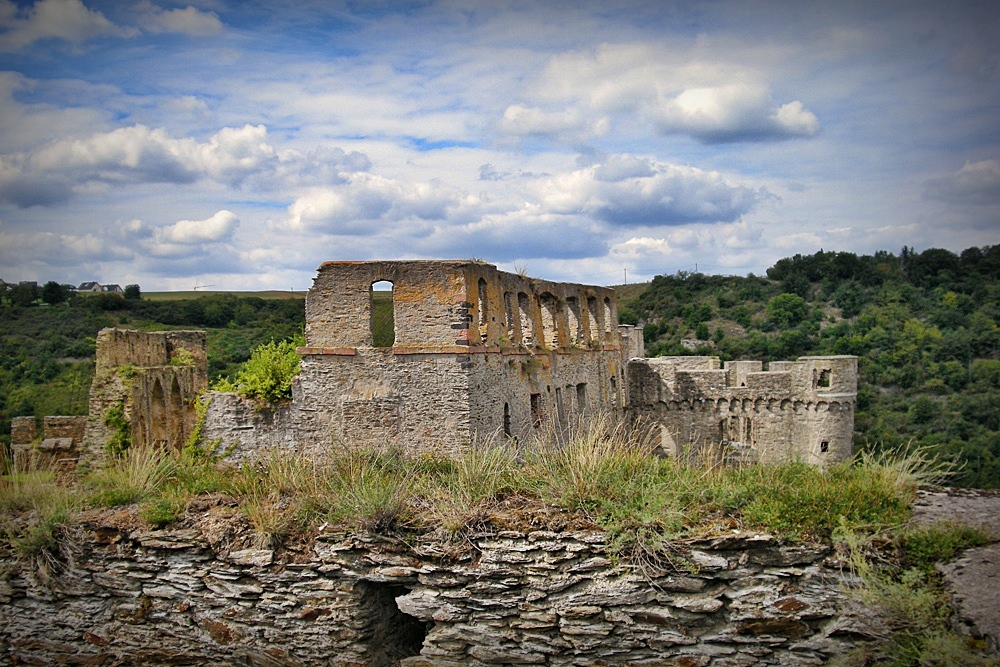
left=142, top=290, right=306, bottom=301
left=0, top=419, right=970, bottom=574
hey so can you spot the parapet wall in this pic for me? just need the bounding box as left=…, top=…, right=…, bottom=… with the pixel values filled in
left=0, top=513, right=879, bottom=666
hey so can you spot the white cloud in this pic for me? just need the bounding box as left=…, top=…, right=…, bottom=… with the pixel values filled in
left=275, top=174, right=458, bottom=234
left=501, top=43, right=821, bottom=144
left=654, top=85, right=820, bottom=143
left=925, top=160, right=1000, bottom=206
left=0, top=221, right=130, bottom=266
left=0, top=0, right=135, bottom=51
left=0, top=123, right=370, bottom=206
left=160, top=210, right=237, bottom=244
left=530, top=156, right=764, bottom=225
left=135, top=2, right=223, bottom=37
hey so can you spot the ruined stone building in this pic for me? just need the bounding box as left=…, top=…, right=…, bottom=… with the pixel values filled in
left=74, top=260, right=855, bottom=467
left=83, top=328, right=207, bottom=465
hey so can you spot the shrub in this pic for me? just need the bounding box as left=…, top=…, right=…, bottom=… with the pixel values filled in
left=213, top=336, right=303, bottom=404
left=103, top=401, right=132, bottom=456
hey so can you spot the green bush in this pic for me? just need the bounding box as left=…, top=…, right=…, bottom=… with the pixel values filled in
left=214, top=336, right=303, bottom=404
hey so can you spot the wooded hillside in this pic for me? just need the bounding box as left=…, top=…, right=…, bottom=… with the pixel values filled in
left=618, top=245, right=1000, bottom=487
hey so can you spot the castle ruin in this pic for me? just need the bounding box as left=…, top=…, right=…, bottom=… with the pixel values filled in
left=77, top=260, right=856, bottom=466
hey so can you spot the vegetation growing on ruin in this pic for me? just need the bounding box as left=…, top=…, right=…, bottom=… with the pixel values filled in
left=3, top=245, right=999, bottom=488
left=618, top=244, right=1000, bottom=487
left=211, top=335, right=304, bottom=404
left=0, top=292, right=304, bottom=449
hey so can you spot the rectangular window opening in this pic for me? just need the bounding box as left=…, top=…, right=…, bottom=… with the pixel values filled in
left=530, top=393, right=542, bottom=428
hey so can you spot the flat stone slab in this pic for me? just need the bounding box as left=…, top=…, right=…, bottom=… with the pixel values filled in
left=912, top=487, right=1000, bottom=651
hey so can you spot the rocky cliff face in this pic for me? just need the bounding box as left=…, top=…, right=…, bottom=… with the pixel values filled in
left=0, top=502, right=881, bottom=667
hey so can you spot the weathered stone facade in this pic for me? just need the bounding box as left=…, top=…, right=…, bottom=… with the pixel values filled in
left=0, top=509, right=880, bottom=667
left=627, top=355, right=857, bottom=466
left=77, top=261, right=854, bottom=467
left=83, top=328, right=208, bottom=465
left=205, top=261, right=643, bottom=459
left=194, top=260, right=856, bottom=465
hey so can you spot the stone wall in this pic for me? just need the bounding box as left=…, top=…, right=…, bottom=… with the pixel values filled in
left=83, top=329, right=208, bottom=466
left=205, top=261, right=635, bottom=458
left=9, top=415, right=87, bottom=481
left=0, top=510, right=877, bottom=667
left=627, top=356, right=857, bottom=465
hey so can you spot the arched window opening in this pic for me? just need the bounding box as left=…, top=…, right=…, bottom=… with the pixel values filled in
left=603, top=297, right=613, bottom=340
left=478, top=278, right=489, bottom=345
left=150, top=380, right=167, bottom=447
left=371, top=281, right=395, bottom=348
left=576, top=383, right=587, bottom=415
left=586, top=296, right=599, bottom=344
left=539, top=293, right=558, bottom=348
left=517, top=292, right=534, bottom=346
left=566, top=297, right=583, bottom=345
left=503, top=291, right=514, bottom=346
left=169, top=376, right=183, bottom=451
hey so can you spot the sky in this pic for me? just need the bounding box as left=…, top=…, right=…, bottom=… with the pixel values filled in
left=0, top=0, right=998, bottom=291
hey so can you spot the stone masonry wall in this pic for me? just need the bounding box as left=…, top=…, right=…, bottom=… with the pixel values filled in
left=83, top=329, right=208, bottom=466
left=9, top=415, right=87, bottom=482
left=0, top=510, right=877, bottom=667
left=628, top=356, right=857, bottom=465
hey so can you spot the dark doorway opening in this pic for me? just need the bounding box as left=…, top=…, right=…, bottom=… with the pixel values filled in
left=355, top=581, right=428, bottom=666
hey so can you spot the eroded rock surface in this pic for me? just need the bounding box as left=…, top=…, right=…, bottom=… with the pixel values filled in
left=912, top=487, right=1000, bottom=651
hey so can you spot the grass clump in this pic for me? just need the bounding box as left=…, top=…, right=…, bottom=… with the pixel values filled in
left=212, top=336, right=303, bottom=405
left=899, top=522, right=992, bottom=573
left=836, top=526, right=998, bottom=667
left=88, top=445, right=177, bottom=507
left=0, top=453, right=79, bottom=567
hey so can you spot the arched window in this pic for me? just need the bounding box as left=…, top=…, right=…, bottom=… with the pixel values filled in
left=503, top=291, right=514, bottom=345
left=603, top=297, right=613, bottom=341
left=586, top=296, right=598, bottom=344
left=478, top=278, right=489, bottom=345
left=371, top=281, right=394, bottom=347
left=517, top=292, right=534, bottom=346
left=539, top=293, right=558, bottom=348
left=566, top=297, right=583, bottom=345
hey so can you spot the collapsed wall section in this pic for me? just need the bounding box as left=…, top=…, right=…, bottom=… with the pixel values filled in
left=628, top=355, right=857, bottom=465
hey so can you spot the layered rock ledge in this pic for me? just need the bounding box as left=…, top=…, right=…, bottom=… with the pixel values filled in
left=0, top=502, right=885, bottom=667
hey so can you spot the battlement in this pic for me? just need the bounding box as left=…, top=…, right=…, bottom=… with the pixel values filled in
left=627, top=355, right=858, bottom=466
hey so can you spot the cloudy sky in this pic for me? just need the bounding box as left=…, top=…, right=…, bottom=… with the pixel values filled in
left=0, top=0, right=997, bottom=290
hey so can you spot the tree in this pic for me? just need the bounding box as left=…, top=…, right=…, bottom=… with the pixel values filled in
left=766, top=293, right=808, bottom=328
left=41, top=280, right=69, bottom=305
left=124, top=284, right=141, bottom=300
left=8, top=283, right=38, bottom=307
